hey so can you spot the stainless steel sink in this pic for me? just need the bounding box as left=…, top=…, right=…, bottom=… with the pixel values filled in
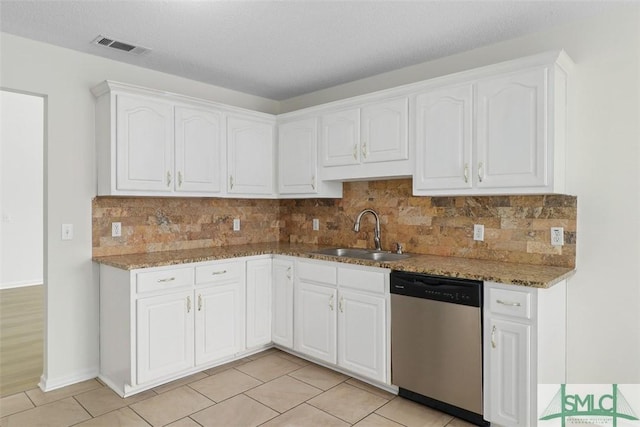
left=312, top=248, right=410, bottom=262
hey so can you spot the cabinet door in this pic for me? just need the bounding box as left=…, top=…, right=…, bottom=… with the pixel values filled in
left=337, top=290, right=386, bottom=382
left=174, top=106, right=223, bottom=193
left=278, top=118, right=318, bottom=194
left=321, top=109, right=360, bottom=167
left=136, top=290, right=194, bottom=384
left=195, top=282, right=245, bottom=365
left=246, top=259, right=272, bottom=349
left=272, top=259, right=294, bottom=348
left=476, top=68, right=548, bottom=189
left=227, top=116, right=275, bottom=195
left=487, top=317, right=531, bottom=427
left=294, top=281, right=337, bottom=364
left=361, top=98, right=408, bottom=164
left=414, top=85, right=473, bottom=191
left=116, top=93, right=173, bottom=192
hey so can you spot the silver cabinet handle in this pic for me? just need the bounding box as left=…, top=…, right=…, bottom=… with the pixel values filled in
left=286, top=267, right=292, bottom=280
left=311, top=175, right=316, bottom=190
left=157, top=277, right=176, bottom=283
left=464, top=163, right=469, bottom=183
left=478, top=162, right=484, bottom=183
left=361, top=142, right=367, bottom=159
left=178, top=171, right=183, bottom=188
left=329, top=294, right=334, bottom=311
left=198, top=294, right=203, bottom=311
left=187, top=295, right=192, bottom=313
left=496, top=299, right=521, bottom=307
left=491, top=325, right=497, bottom=349
left=211, top=270, right=227, bottom=276
left=229, top=175, right=234, bottom=190
left=339, top=296, right=344, bottom=313
left=352, top=144, right=358, bottom=160
left=166, top=171, right=172, bottom=187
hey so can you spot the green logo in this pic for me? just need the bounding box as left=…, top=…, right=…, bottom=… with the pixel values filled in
left=540, top=384, right=639, bottom=426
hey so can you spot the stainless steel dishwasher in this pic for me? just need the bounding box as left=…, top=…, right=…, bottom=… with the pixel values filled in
left=390, top=271, right=488, bottom=426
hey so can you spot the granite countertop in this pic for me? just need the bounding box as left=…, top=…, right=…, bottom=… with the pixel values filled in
left=92, top=242, right=575, bottom=288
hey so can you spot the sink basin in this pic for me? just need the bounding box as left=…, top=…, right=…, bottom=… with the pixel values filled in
left=312, top=248, right=410, bottom=262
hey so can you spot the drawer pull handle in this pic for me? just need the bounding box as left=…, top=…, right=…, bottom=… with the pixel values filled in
left=478, top=162, right=484, bottom=183
left=187, top=296, right=192, bottom=313
left=198, top=294, right=203, bottom=311
left=211, top=270, right=227, bottom=275
left=166, top=171, right=172, bottom=187
left=463, top=163, right=469, bottom=183
left=496, top=299, right=521, bottom=307
left=329, top=294, right=334, bottom=311
left=157, top=277, right=176, bottom=283
left=339, top=296, right=344, bottom=313
left=491, top=325, right=497, bottom=349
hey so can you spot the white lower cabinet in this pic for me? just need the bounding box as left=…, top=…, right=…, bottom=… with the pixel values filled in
left=272, top=257, right=295, bottom=348
left=136, top=290, right=194, bottom=384
left=483, top=280, right=566, bottom=427
left=246, top=258, right=272, bottom=349
left=295, top=280, right=338, bottom=364
left=293, top=259, right=389, bottom=384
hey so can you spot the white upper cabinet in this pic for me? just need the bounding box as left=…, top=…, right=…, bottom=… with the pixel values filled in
left=279, top=118, right=319, bottom=194
left=360, top=98, right=408, bottom=164
left=94, top=82, right=227, bottom=197
left=227, top=115, right=276, bottom=196
left=174, top=106, right=223, bottom=194
left=476, top=68, right=547, bottom=189
left=413, top=51, right=571, bottom=196
left=115, top=93, right=174, bottom=192
left=278, top=117, right=342, bottom=197
left=321, top=109, right=361, bottom=167
left=319, top=97, right=410, bottom=180
left=414, top=84, right=473, bottom=192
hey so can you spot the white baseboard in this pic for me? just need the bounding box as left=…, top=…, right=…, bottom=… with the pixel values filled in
left=0, top=280, right=43, bottom=290
left=38, top=367, right=99, bottom=392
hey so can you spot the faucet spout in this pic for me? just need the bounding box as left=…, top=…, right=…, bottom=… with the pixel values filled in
left=353, top=209, right=382, bottom=251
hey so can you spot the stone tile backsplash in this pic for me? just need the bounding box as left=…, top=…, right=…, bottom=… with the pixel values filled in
left=93, top=179, right=576, bottom=268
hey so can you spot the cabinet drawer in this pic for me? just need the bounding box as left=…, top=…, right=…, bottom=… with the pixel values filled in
left=487, top=287, right=531, bottom=319
left=338, top=267, right=385, bottom=294
left=297, top=261, right=337, bottom=285
left=196, top=261, right=243, bottom=285
left=137, top=267, right=194, bottom=294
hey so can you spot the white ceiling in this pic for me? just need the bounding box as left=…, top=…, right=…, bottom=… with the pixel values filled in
left=0, top=1, right=611, bottom=100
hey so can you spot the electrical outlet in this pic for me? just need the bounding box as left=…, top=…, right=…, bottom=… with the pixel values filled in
left=551, top=227, right=564, bottom=246
left=111, top=222, right=122, bottom=237
left=61, top=223, right=73, bottom=240
left=312, top=218, right=320, bottom=231
left=473, top=224, right=484, bottom=241
left=233, top=218, right=241, bottom=231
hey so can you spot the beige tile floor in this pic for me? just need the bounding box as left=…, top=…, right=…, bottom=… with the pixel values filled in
left=0, top=348, right=476, bottom=427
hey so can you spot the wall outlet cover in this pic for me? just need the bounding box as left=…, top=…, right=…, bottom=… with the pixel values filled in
left=233, top=218, right=241, bottom=231
left=551, top=227, right=564, bottom=246
left=111, top=222, right=122, bottom=237
left=473, top=224, right=484, bottom=241
left=312, top=218, right=320, bottom=231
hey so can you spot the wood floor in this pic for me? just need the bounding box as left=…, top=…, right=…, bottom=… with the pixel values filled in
left=0, top=285, right=44, bottom=397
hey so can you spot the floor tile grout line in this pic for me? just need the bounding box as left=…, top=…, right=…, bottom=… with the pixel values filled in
left=371, top=410, right=410, bottom=427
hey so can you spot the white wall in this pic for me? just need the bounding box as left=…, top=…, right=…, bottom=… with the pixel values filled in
left=0, top=32, right=278, bottom=390
left=282, top=5, right=640, bottom=383
left=0, top=91, right=44, bottom=289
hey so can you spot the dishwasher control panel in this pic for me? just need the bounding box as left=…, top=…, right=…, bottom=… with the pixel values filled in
left=390, top=271, right=482, bottom=307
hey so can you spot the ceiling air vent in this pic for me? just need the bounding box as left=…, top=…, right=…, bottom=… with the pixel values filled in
left=91, top=35, right=150, bottom=56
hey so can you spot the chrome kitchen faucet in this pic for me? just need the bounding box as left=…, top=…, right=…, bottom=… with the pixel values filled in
left=353, top=208, right=382, bottom=251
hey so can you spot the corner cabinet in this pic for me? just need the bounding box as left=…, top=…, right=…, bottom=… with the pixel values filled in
left=277, top=118, right=342, bottom=198
left=483, top=280, right=567, bottom=427
left=227, top=115, right=276, bottom=196
left=294, top=259, right=390, bottom=384
left=271, top=256, right=295, bottom=348
left=414, top=51, right=572, bottom=196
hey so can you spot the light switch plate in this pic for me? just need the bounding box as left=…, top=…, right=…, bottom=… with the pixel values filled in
left=312, top=218, right=320, bottom=231
left=473, top=224, right=484, bottom=241
left=233, top=218, right=241, bottom=231
left=61, top=223, right=73, bottom=240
